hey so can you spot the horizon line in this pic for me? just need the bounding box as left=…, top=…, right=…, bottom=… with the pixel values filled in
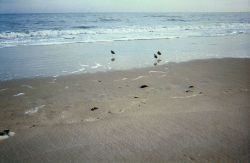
left=0, top=11, right=249, bottom=14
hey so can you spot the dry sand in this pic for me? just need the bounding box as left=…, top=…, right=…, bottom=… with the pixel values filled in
left=0, top=58, right=250, bottom=162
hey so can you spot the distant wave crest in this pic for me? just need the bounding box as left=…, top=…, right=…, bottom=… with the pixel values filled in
left=73, top=25, right=97, bottom=29
left=0, top=22, right=249, bottom=48
left=99, top=17, right=121, bottom=22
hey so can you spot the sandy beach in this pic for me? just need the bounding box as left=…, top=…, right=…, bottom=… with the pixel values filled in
left=0, top=58, right=249, bottom=162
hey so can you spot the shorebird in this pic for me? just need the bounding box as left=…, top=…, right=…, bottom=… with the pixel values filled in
left=154, top=54, right=158, bottom=59
left=157, top=51, right=162, bottom=55
left=110, top=50, right=116, bottom=62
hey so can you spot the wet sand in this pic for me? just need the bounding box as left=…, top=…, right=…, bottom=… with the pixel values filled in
left=0, top=58, right=250, bottom=162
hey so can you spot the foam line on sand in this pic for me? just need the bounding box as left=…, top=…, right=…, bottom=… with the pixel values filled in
left=91, top=63, right=102, bottom=69
left=149, top=71, right=166, bottom=74
left=171, top=94, right=203, bottom=99
left=114, top=78, right=128, bottom=82
left=131, top=76, right=146, bottom=81
left=25, top=105, right=46, bottom=115
left=71, top=68, right=86, bottom=74
left=21, top=85, right=34, bottom=89
left=13, top=93, right=25, bottom=97
left=0, top=88, right=8, bottom=92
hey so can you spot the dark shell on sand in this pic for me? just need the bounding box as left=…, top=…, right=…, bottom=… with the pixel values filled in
left=185, top=90, right=193, bottom=93
left=91, top=107, right=99, bottom=111
left=140, top=85, right=149, bottom=88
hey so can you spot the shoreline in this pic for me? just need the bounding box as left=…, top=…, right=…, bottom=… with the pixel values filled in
left=0, top=58, right=250, bottom=162
left=0, top=57, right=249, bottom=83
left=1, top=34, right=250, bottom=81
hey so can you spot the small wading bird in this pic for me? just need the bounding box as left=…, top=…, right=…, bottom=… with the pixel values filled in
left=153, top=50, right=163, bottom=66
left=111, top=50, right=116, bottom=62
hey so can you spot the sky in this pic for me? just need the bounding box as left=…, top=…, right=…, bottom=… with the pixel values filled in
left=0, top=0, right=249, bottom=13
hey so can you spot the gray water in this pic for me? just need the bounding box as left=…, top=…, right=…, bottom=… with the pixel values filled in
left=0, top=12, right=250, bottom=48
left=0, top=13, right=250, bottom=80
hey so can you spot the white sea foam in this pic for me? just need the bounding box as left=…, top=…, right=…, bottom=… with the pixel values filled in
left=71, top=67, right=86, bottom=74
left=25, top=105, right=46, bottom=115
left=114, top=77, right=128, bottom=82
left=0, top=88, right=8, bottom=92
left=21, top=85, right=33, bottom=89
left=159, top=74, right=167, bottom=78
left=80, top=64, right=89, bottom=67
left=48, top=78, right=57, bottom=83
left=171, top=94, right=202, bottom=99
left=85, top=117, right=97, bottom=122
left=13, top=93, right=25, bottom=97
left=149, top=71, right=166, bottom=74
left=91, top=63, right=102, bottom=69
left=131, top=76, right=146, bottom=81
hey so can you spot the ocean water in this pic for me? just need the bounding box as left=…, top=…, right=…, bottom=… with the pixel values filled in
left=0, top=13, right=250, bottom=81
left=0, top=12, right=250, bottom=48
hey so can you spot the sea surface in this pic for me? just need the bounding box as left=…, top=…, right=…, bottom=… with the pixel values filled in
left=0, top=12, right=250, bottom=48
left=0, top=13, right=250, bottom=80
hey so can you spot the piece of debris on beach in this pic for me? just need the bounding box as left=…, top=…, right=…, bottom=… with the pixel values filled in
left=140, top=85, right=149, bottom=88
left=0, top=129, right=15, bottom=141
left=185, top=90, right=193, bottom=93
left=91, top=107, right=99, bottom=111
